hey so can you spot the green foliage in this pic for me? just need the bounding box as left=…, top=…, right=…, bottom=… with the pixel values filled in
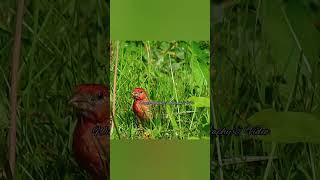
left=111, top=41, right=210, bottom=139
left=188, top=96, right=210, bottom=108
left=248, top=111, right=320, bottom=143
left=213, top=0, right=320, bottom=179
left=0, top=0, right=107, bottom=179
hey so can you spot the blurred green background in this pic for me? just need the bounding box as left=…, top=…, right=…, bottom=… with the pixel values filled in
left=0, top=0, right=212, bottom=179
left=111, top=0, right=209, bottom=40
left=0, top=0, right=107, bottom=179
left=111, top=140, right=210, bottom=180
left=212, top=0, right=320, bottom=179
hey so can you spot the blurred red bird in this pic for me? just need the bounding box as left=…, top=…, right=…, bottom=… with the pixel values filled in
left=132, top=87, right=153, bottom=123
left=69, top=84, right=109, bottom=180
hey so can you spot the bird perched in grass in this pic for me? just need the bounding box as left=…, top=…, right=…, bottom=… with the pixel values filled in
left=69, top=84, right=109, bottom=180
left=132, top=87, right=153, bottom=126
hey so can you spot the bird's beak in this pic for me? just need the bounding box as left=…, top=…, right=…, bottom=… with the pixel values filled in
left=132, top=92, right=136, bottom=98
left=69, top=94, right=80, bottom=106
left=69, top=94, right=90, bottom=110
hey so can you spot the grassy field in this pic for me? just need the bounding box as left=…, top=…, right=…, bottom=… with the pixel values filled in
left=212, top=0, right=320, bottom=179
left=110, top=41, right=210, bottom=139
left=0, top=0, right=107, bottom=179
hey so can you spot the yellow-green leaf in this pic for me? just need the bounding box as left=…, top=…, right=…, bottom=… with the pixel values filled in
left=188, top=96, right=209, bottom=107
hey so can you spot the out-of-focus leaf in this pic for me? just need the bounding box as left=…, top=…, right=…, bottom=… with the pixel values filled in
left=260, top=0, right=320, bottom=100
left=285, top=0, right=320, bottom=81
left=199, top=60, right=209, bottom=86
left=188, top=96, right=209, bottom=107
left=260, top=0, right=299, bottom=95
left=248, top=110, right=320, bottom=143
left=191, top=58, right=203, bottom=88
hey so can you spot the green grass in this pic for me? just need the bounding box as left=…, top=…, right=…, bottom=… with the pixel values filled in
left=110, top=41, right=210, bottom=139
left=212, top=0, right=320, bottom=179
left=0, top=0, right=107, bottom=179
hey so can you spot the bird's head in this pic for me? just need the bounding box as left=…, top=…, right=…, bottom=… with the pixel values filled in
left=69, top=84, right=109, bottom=123
left=132, top=87, right=148, bottom=100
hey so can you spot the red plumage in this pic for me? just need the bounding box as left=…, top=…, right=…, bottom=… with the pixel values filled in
left=132, top=87, right=153, bottom=121
left=69, top=84, right=109, bottom=180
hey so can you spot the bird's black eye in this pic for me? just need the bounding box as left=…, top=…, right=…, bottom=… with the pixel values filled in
left=97, top=92, right=104, bottom=100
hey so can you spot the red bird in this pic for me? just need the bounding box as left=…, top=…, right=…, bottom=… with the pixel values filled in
left=132, top=88, right=153, bottom=124
left=69, top=84, right=109, bottom=180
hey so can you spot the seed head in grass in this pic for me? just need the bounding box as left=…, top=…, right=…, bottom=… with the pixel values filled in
left=69, top=84, right=109, bottom=180
left=132, top=87, right=153, bottom=123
